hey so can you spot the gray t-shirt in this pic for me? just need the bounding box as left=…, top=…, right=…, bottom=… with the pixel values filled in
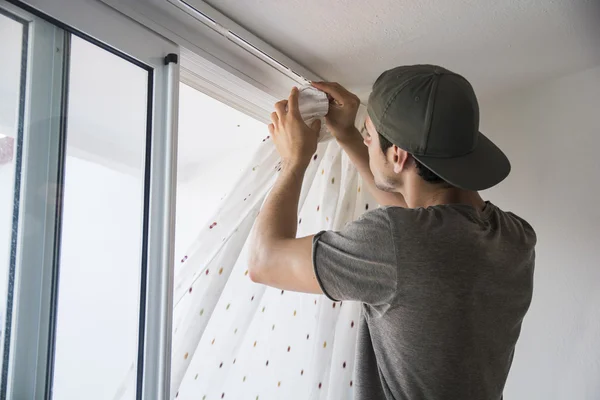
left=312, top=202, right=536, bottom=400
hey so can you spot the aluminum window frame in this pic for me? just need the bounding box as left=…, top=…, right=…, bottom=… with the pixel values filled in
left=1, top=1, right=179, bottom=399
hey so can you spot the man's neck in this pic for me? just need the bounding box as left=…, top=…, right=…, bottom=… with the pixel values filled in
left=402, top=177, right=485, bottom=211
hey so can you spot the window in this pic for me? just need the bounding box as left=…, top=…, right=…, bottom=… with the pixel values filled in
left=51, top=35, right=150, bottom=399
left=0, top=1, right=177, bottom=398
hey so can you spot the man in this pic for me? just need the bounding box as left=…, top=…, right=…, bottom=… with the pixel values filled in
left=248, top=65, right=536, bottom=400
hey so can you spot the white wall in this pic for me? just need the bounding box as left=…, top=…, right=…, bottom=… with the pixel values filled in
left=480, top=66, right=600, bottom=400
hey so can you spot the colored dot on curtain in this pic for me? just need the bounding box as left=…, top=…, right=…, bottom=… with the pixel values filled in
left=317, top=205, right=320, bottom=211
left=313, top=154, right=318, bottom=160
left=298, top=218, right=302, bottom=224
left=205, top=269, right=210, bottom=275
left=366, top=203, right=369, bottom=210
left=318, top=383, right=322, bottom=389
left=188, top=287, right=192, bottom=293
left=202, top=396, right=206, bottom=400
left=243, top=376, right=246, bottom=382
left=314, top=299, right=317, bottom=305
left=221, top=393, right=225, bottom=398
left=287, top=346, right=291, bottom=352
left=332, top=303, right=336, bottom=308
left=251, top=296, right=254, bottom=301
left=266, top=360, right=269, bottom=366
left=211, top=338, right=215, bottom=345
left=358, top=186, right=361, bottom=192
left=323, top=341, right=327, bottom=348
left=293, top=310, right=297, bottom=316
left=281, top=290, right=285, bottom=295
left=331, top=177, right=335, bottom=184
left=277, top=382, right=281, bottom=387
left=245, top=269, right=249, bottom=276
left=350, top=380, right=353, bottom=387
left=233, top=358, right=236, bottom=364
left=262, top=307, right=266, bottom=312
left=219, top=362, right=223, bottom=368
left=343, top=361, right=347, bottom=368
left=254, top=341, right=257, bottom=347
left=351, top=321, right=355, bottom=328
left=272, top=324, right=275, bottom=330
left=184, top=352, right=189, bottom=360
left=326, top=217, right=329, bottom=222
left=219, top=267, right=223, bottom=275
left=234, top=328, right=238, bottom=334
left=194, top=373, right=198, bottom=380
left=199, top=309, right=204, bottom=316
left=301, top=370, right=304, bottom=375
left=306, top=334, right=310, bottom=340
left=321, top=169, right=324, bottom=175
left=226, top=303, right=231, bottom=310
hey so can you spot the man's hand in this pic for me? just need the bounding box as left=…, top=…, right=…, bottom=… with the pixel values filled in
left=270, top=87, right=321, bottom=169
left=311, top=81, right=361, bottom=142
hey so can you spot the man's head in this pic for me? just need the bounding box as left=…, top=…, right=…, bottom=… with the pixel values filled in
left=365, top=65, right=510, bottom=194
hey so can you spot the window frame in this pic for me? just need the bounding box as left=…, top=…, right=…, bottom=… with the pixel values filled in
left=1, top=1, right=179, bottom=399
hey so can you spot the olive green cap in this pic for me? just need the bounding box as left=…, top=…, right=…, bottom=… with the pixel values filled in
left=367, top=65, right=510, bottom=190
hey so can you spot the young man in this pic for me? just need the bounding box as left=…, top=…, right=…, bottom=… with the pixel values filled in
left=248, top=65, right=536, bottom=400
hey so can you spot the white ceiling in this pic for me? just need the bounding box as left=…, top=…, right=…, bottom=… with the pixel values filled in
left=200, top=0, right=600, bottom=101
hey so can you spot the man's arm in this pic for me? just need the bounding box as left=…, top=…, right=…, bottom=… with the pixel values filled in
left=247, top=88, right=323, bottom=294
left=311, top=81, right=407, bottom=208
left=248, top=161, right=322, bottom=294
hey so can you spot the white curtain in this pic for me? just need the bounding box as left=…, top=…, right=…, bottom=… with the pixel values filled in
left=171, top=105, right=374, bottom=399
left=171, top=104, right=374, bottom=399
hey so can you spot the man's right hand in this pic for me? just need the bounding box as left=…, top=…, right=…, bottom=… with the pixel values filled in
left=310, top=81, right=361, bottom=142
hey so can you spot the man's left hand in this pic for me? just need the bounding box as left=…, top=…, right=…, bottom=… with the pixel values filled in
left=270, top=87, right=321, bottom=169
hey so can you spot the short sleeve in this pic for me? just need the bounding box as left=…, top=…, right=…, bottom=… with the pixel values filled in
left=312, top=208, right=398, bottom=306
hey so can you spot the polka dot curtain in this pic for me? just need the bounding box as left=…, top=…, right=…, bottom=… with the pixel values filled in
left=115, top=106, right=375, bottom=400
left=171, top=105, right=375, bottom=400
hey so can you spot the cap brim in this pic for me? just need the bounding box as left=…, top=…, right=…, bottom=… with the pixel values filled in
left=413, top=132, right=510, bottom=191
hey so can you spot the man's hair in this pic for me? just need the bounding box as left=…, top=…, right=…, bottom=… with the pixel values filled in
left=378, top=133, right=446, bottom=184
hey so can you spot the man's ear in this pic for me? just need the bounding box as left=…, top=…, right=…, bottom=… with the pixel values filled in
left=392, top=147, right=410, bottom=174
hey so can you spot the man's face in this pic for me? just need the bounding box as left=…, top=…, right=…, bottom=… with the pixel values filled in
left=363, top=116, right=404, bottom=192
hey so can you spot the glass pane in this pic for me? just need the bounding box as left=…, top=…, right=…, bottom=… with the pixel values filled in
left=0, top=11, right=25, bottom=374
left=52, top=35, right=149, bottom=399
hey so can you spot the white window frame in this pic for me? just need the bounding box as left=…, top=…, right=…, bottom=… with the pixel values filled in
left=1, top=1, right=179, bottom=399
left=0, top=5, right=66, bottom=399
